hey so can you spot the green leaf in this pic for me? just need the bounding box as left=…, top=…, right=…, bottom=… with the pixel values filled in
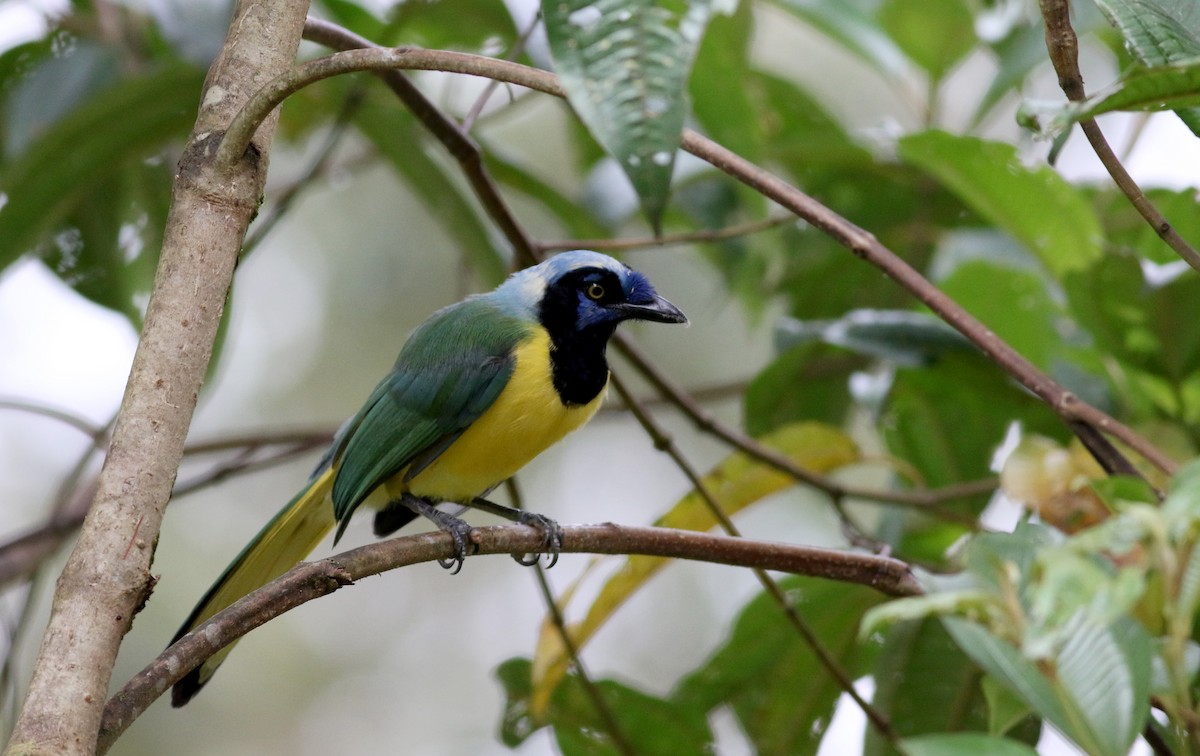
left=878, top=0, right=976, bottom=80
left=317, top=0, right=387, bottom=42
left=865, top=619, right=1010, bottom=756
left=481, top=145, right=609, bottom=240
left=675, top=577, right=883, bottom=756
left=1091, top=0, right=1200, bottom=134
left=689, top=1, right=763, bottom=162
left=897, top=131, right=1103, bottom=280
left=1045, top=61, right=1200, bottom=137
left=942, top=619, right=1071, bottom=737
left=390, top=0, right=519, bottom=50
left=354, top=104, right=509, bottom=285
left=1066, top=253, right=1200, bottom=390
left=496, top=658, right=712, bottom=755
left=982, top=676, right=1034, bottom=737
left=936, top=259, right=1063, bottom=370
left=0, top=63, right=203, bottom=272
left=884, top=353, right=1061, bottom=504
left=901, top=733, right=1039, bottom=756
left=744, top=344, right=866, bottom=434
left=771, top=0, right=908, bottom=80
left=543, top=0, right=731, bottom=229
left=775, top=309, right=972, bottom=367
left=1053, top=617, right=1152, bottom=756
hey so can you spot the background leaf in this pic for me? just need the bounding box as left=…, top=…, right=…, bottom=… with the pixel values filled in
left=543, top=0, right=731, bottom=228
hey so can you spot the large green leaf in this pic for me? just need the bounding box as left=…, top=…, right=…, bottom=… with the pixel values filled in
left=775, top=309, right=972, bottom=367
left=878, top=0, right=975, bottom=81
left=865, top=619, right=996, bottom=756
left=481, top=145, right=610, bottom=240
left=1091, top=0, right=1200, bottom=135
left=1045, top=60, right=1200, bottom=136
left=744, top=343, right=867, bottom=434
left=936, top=260, right=1063, bottom=370
left=1066, top=253, right=1200, bottom=391
left=902, top=733, right=1039, bottom=756
left=689, top=1, right=763, bottom=162
left=884, top=353, right=1061, bottom=503
left=897, top=131, right=1103, bottom=280
left=674, top=577, right=883, bottom=756
left=945, top=616, right=1151, bottom=756
left=0, top=63, right=203, bottom=272
left=497, top=658, right=713, bottom=755
left=543, top=0, right=731, bottom=230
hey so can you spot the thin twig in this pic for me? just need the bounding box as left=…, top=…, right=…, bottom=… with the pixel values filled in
left=461, top=10, right=541, bottom=131
left=530, top=566, right=636, bottom=756
left=1040, top=0, right=1200, bottom=274
left=538, top=214, right=796, bottom=253
left=0, top=398, right=103, bottom=438
left=614, top=335, right=989, bottom=521
left=607, top=372, right=901, bottom=745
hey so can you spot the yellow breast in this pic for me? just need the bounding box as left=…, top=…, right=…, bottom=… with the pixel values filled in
left=393, top=327, right=606, bottom=502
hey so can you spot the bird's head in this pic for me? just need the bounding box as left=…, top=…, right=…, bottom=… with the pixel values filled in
left=497, top=250, right=687, bottom=336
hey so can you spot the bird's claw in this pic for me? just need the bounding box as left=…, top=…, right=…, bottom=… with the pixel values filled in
left=513, top=512, right=562, bottom=569
left=435, top=517, right=476, bottom=575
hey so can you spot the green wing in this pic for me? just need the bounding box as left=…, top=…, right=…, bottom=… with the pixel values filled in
left=329, top=298, right=530, bottom=536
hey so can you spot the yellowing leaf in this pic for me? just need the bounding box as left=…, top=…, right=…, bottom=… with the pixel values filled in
left=530, top=422, right=859, bottom=717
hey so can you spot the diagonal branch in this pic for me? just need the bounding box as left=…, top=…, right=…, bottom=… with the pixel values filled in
left=97, top=522, right=920, bottom=753
left=1039, top=0, right=1200, bottom=274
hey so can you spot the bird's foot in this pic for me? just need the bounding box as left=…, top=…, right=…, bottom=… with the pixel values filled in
left=512, top=511, right=563, bottom=569
left=399, top=495, right=477, bottom=574
left=467, top=497, right=563, bottom=569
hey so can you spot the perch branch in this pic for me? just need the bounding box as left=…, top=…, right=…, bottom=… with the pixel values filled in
left=97, top=522, right=919, bottom=752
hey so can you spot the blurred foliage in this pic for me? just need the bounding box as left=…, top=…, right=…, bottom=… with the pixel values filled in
left=6, top=0, right=1200, bottom=752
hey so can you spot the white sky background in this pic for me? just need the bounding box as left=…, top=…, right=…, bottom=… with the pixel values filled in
left=2, top=0, right=1198, bottom=753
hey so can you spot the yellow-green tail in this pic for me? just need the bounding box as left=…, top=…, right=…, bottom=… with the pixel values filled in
left=171, top=467, right=336, bottom=706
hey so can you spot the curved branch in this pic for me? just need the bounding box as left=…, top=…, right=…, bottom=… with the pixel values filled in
left=97, top=523, right=918, bottom=752
left=1040, top=0, right=1200, bottom=275
left=256, top=38, right=1173, bottom=478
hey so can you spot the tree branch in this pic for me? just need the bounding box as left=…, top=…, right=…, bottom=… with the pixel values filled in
left=4, top=2, right=311, bottom=753
left=97, top=522, right=918, bottom=752
left=253, top=38, right=1173, bottom=479
left=1039, top=0, right=1200, bottom=274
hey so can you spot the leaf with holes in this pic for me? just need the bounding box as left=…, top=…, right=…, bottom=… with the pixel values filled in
left=543, top=0, right=732, bottom=230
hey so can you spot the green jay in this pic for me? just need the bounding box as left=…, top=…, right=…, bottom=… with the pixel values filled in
left=170, top=250, right=686, bottom=706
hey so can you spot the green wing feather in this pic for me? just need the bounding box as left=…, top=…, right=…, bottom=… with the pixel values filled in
left=330, top=298, right=531, bottom=535
left=171, top=298, right=531, bottom=706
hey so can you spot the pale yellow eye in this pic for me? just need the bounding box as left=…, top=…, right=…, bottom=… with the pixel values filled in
left=586, top=283, right=605, bottom=300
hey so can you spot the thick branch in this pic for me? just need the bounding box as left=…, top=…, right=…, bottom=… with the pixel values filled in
left=4, top=3, right=311, bottom=754
left=97, top=522, right=918, bottom=752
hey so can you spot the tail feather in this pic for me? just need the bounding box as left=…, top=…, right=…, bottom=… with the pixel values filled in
left=170, top=467, right=336, bottom=707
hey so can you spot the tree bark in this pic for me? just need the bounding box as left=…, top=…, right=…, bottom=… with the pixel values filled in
left=4, top=1, right=310, bottom=753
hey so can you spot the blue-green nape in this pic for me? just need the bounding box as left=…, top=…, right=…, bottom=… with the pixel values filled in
left=169, top=250, right=685, bottom=707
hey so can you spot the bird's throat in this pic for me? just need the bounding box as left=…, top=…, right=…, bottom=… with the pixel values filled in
left=545, top=323, right=613, bottom=406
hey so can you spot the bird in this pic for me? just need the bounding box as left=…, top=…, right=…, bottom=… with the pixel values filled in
left=169, top=249, right=687, bottom=706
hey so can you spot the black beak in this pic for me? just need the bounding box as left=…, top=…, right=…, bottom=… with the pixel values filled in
left=611, top=294, right=688, bottom=325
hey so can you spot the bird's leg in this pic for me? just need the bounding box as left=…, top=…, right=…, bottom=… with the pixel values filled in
left=468, top=497, right=563, bottom=569
left=397, top=494, right=476, bottom=574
